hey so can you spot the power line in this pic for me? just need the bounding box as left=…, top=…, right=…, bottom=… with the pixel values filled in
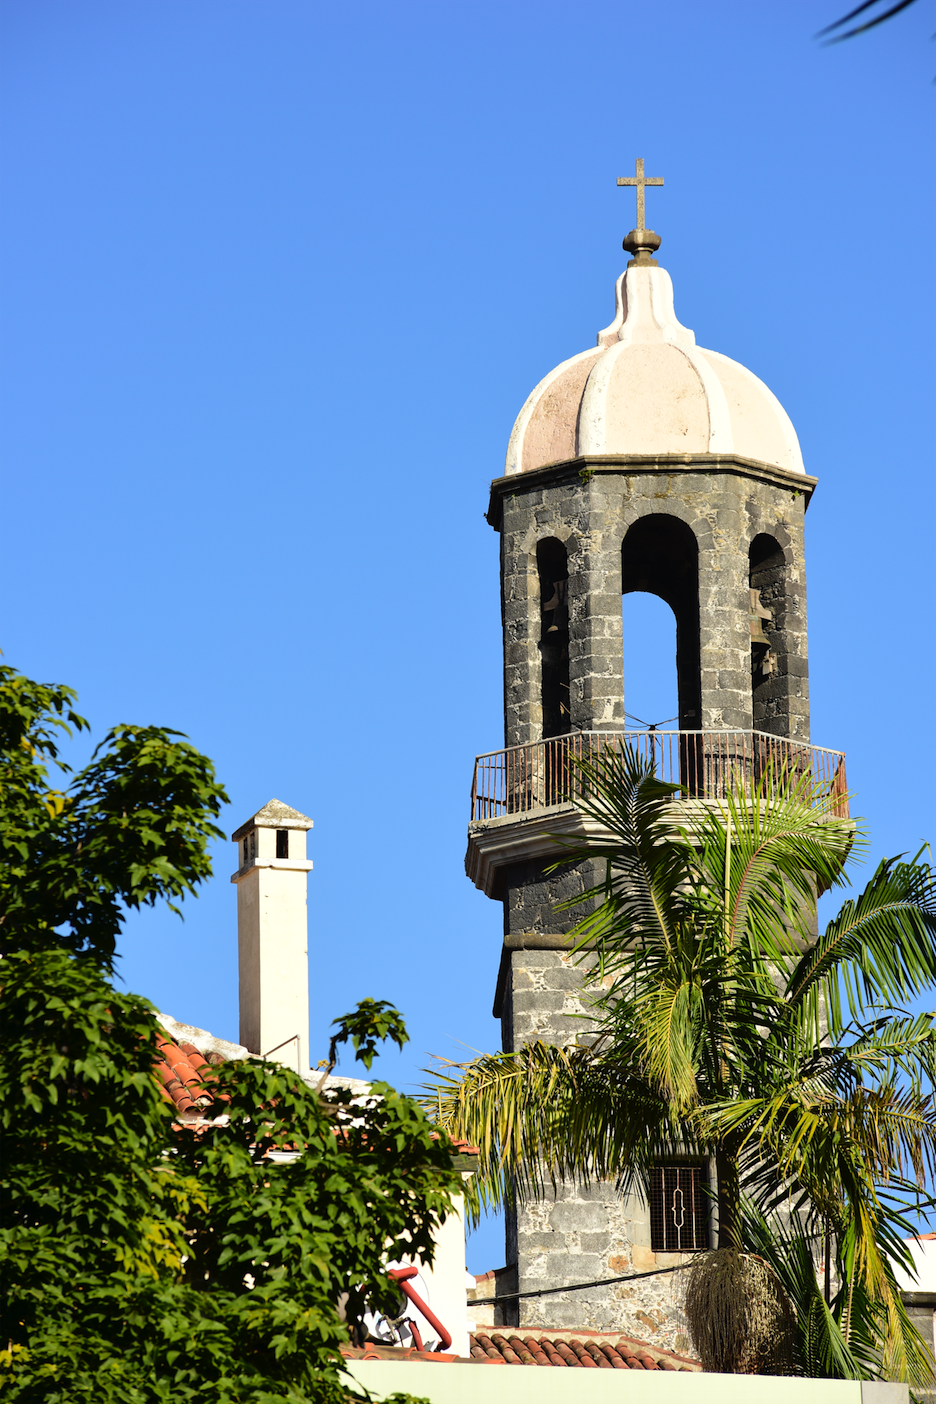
left=470, top=1260, right=692, bottom=1306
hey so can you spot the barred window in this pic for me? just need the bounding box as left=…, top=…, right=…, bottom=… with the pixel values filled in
left=650, top=1164, right=708, bottom=1252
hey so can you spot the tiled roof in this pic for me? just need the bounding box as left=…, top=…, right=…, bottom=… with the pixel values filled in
left=341, top=1331, right=699, bottom=1370
left=469, top=1330, right=700, bottom=1370
left=154, top=1034, right=225, bottom=1119
left=152, top=1023, right=480, bottom=1157
left=341, top=1343, right=462, bottom=1365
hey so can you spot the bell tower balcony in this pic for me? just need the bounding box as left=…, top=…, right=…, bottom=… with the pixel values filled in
left=465, top=729, right=847, bottom=899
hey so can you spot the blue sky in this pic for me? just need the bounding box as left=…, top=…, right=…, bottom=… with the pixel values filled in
left=2, top=1, right=933, bottom=1272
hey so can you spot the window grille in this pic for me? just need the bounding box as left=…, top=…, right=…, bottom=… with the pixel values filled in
left=649, top=1163, right=708, bottom=1252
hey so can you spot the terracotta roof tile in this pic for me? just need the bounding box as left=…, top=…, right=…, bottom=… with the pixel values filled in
left=151, top=1036, right=475, bottom=1156
left=153, top=1035, right=217, bottom=1120
left=468, top=1330, right=699, bottom=1371
left=344, top=1332, right=698, bottom=1370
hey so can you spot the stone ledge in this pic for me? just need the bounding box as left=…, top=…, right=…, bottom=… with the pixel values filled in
left=493, top=932, right=599, bottom=1020
left=487, top=452, right=818, bottom=528
left=465, top=805, right=601, bottom=899
left=466, top=795, right=735, bottom=899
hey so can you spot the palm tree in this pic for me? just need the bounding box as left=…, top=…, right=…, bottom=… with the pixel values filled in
left=429, top=744, right=936, bottom=1380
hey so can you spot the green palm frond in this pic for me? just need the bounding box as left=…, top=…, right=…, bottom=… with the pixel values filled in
left=424, top=738, right=936, bottom=1381
left=786, top=855, right=936, bottom=1031
left=689, top=765, right=857, bottom=974
left=546, top=744, right=691, bottom=971
left=741, top=1203, right=871, bottom=1380
left=842, top=1013, right=936, bottom=1092
left=742, top=1165, right=934, bottom=1387
left=424, top=1040, right=675, bottom=1223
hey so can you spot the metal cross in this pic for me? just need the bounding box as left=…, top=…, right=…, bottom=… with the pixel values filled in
left=617, top=158, right=663, bottom=232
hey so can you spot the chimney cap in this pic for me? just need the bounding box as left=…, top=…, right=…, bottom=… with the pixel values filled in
left=231, top=798, right=314, bottom=842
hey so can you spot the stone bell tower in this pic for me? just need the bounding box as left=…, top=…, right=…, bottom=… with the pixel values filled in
left=465, top=163, right=846, bottom=1348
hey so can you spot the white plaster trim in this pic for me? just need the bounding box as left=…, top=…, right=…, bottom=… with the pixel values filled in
left=595, top=271, right=627, bottom=346
left=466, top=797, right=732, bottom=897
left=701, top=347, right=805, bottom=475
left=157, top=1013, right=250, bottom=1063
left=614, top=266, right=696, bottom=351
left=229, top=858, right=314, bottom=884
left=504, top=346, right=600, bottom=476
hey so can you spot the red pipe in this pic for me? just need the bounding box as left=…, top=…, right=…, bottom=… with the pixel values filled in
left=408, top=1319, right=425, bottom=1352
left=388, top=1266, right=452, bottom=1352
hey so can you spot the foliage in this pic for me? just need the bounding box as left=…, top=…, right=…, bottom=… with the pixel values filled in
left=428, top=743, right=936, bottom=1382
left=1, top=950, right=458, bottom=1402
left=323, top=998, right=410, bottom=1075
left=0, top=663, right=228, bottom=969
left=0, top=666, right=459, bottom=1402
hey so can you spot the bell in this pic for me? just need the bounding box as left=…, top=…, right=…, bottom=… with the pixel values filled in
left=542, top=578, right=568, bottom=613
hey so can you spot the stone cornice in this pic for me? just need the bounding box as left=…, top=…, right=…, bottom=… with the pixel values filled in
left=465, top=793, right=836, bottom=900
left=465, top=804, right=609, bottom=899
left=486, top=453, right=818, bottom=529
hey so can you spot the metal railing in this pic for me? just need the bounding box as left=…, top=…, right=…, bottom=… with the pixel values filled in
left=470, top=730, right=848, bottom=822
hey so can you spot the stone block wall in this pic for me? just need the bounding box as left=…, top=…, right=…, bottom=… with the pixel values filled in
left=488, top=452, right=817, bottom=1340
left=495, top=456, right=811, bottom=747
left=496, top=937, right=698, bottom=1349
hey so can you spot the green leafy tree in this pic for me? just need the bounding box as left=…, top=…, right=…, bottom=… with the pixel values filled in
left=429, top=744, right=936, bottom=1382
left=0, top=666, right=460, bottom=1402
left=0, top=664, right=227, bottom=968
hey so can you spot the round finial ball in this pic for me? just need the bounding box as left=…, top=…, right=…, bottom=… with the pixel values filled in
left=622, top=228, right=662, bottom=255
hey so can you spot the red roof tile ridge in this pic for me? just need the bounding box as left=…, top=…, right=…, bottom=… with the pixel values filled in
left=540, top=1326, right=698, bottom=1359
left=342, top=1332, right=698, bottom=1372
left=469, top=1330, right=701, bottom=1372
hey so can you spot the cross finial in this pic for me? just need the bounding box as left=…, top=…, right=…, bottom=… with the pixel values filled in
left=616, top=158, right=664, bottom=266
left=617, top=158, right=663, bottom=232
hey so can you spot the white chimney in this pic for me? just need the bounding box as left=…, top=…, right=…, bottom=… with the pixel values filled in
left=230, top=798, right=314, bottom=1074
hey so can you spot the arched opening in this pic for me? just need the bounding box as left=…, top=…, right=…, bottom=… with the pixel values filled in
left=537, top=537, right=570, bottom=738
left=621, top=515, right=701, bottom=730
left=749, top=534, right=786, bottom=734
left=621, top=593, right=678, bottom=730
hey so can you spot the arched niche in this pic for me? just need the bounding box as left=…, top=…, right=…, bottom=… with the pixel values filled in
left=621, top=514, right=701, bottom=732
left=536, top=537, right=570, bottom=738
left=749, top=533, right=788, bottom=734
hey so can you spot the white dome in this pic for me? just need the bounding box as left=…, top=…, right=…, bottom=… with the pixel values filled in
left=505, top=264, right=803, bottom=477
